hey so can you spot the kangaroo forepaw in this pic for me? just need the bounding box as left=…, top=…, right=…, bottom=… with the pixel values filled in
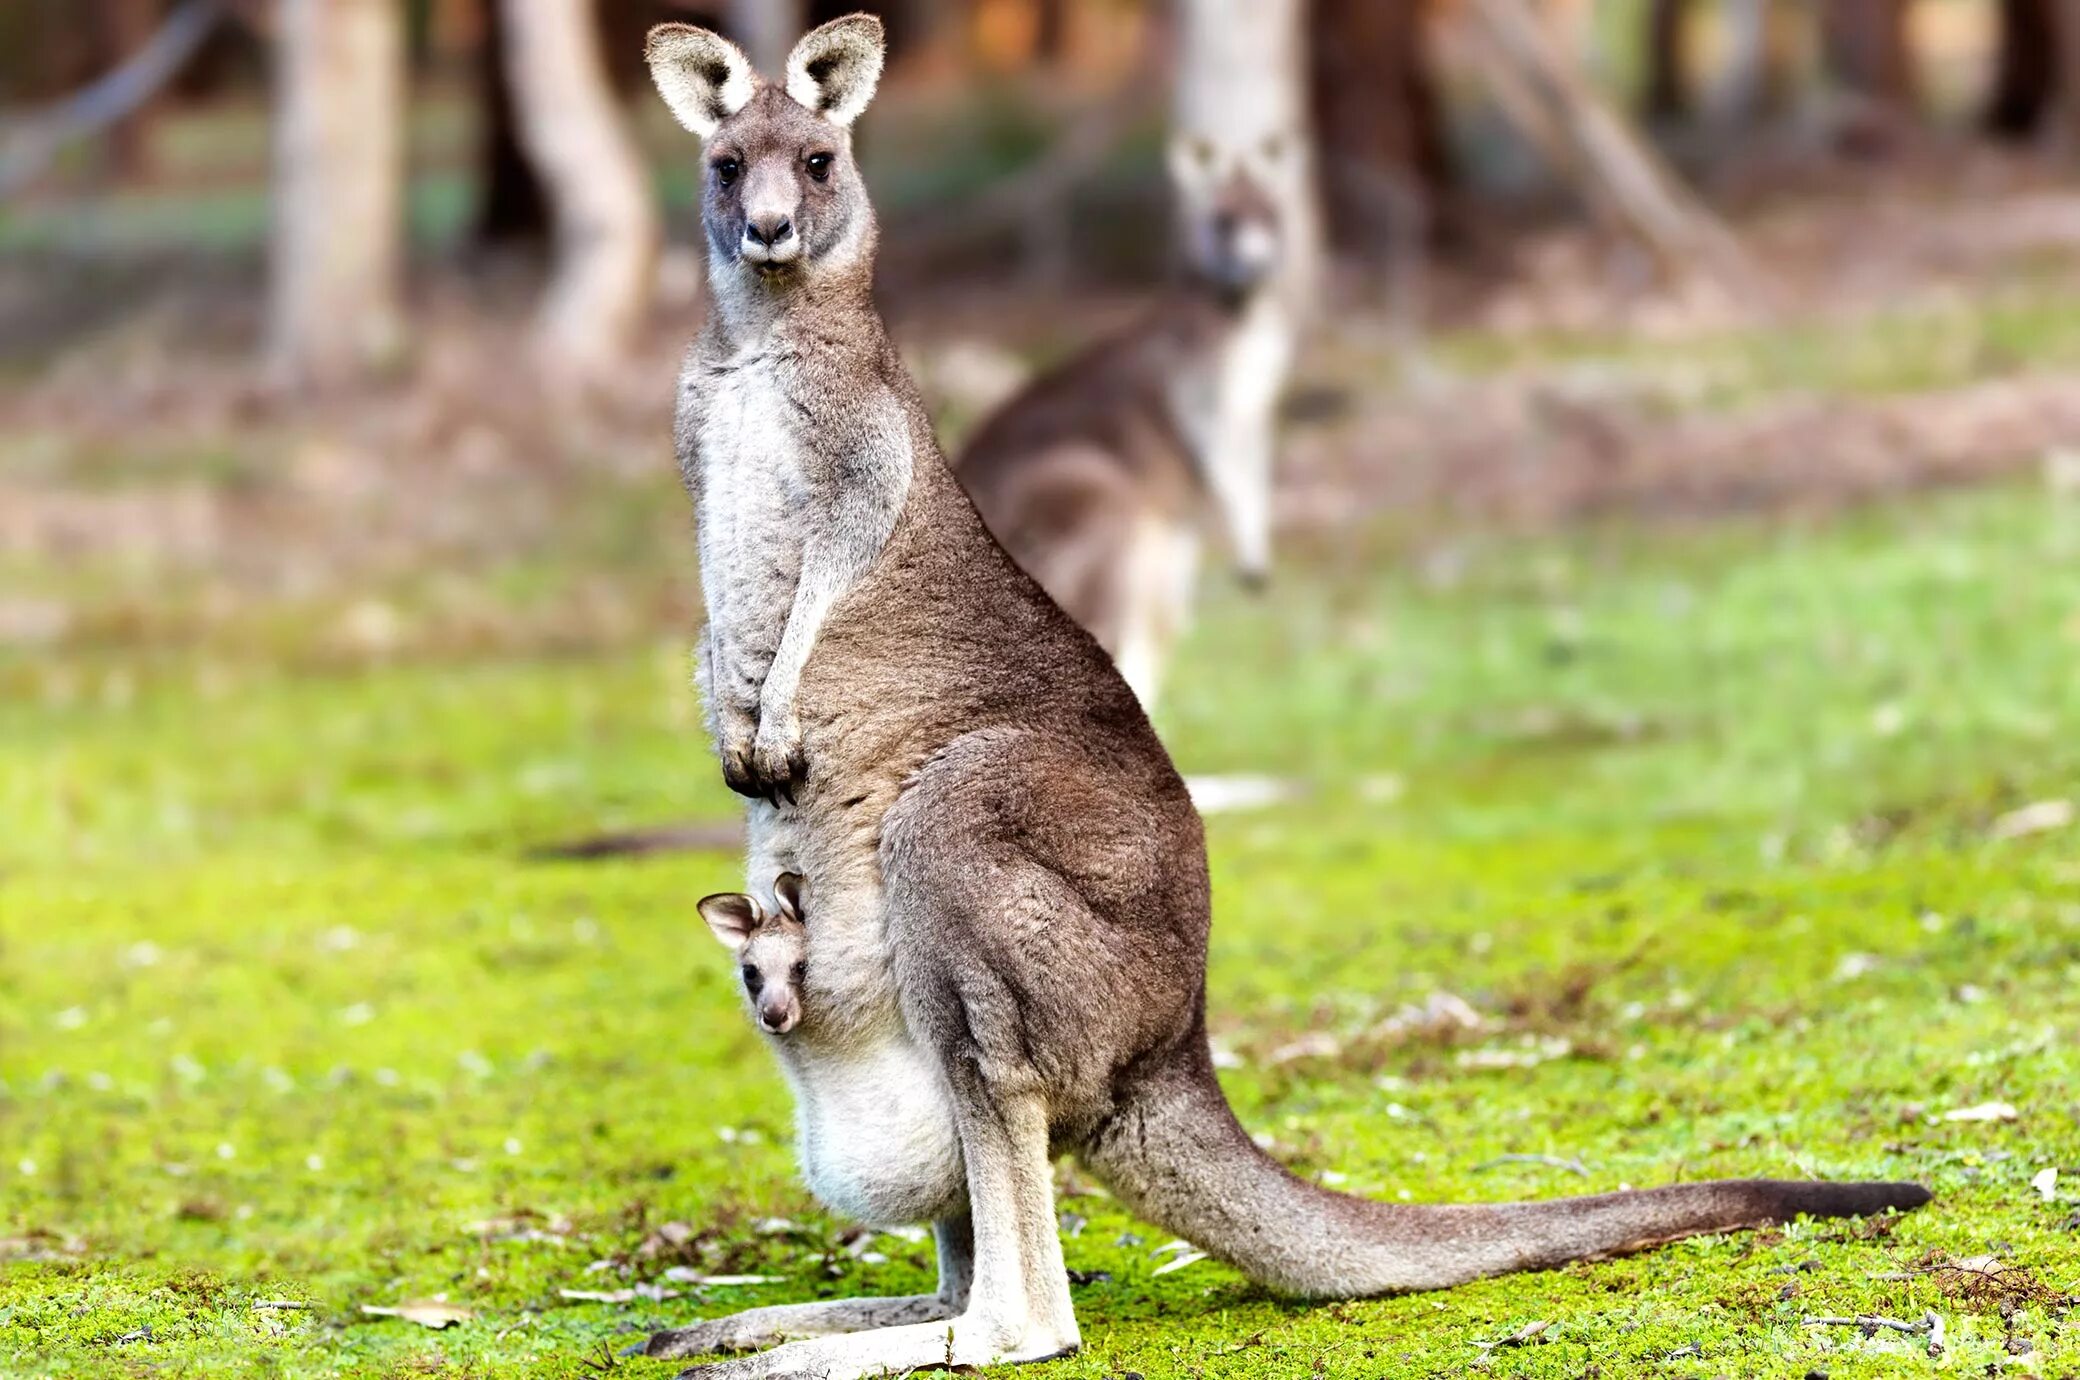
left=749, top=719, right=808, bottom=805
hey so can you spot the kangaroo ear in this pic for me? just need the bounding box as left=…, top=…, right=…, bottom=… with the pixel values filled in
left=646, top=24, right=757, bottom=138
left=785, top=14, right=885, bottom=128
left=698, top=892, right=762, bottom=948
left=773, top=873, right=806, bottom=923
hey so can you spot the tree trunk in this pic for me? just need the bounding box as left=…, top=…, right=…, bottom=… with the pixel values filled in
left=2053, top=0, right=2080, bottom=150
left=730, top=0, right=803, bottom=75
left=475, top=0, right=548, bottom=245
left=269, top=0, right=405, bottom=388
left=499, top=0, right=659, bottom=384
left=1643, top=0, right=1691, bottom=121
left=1174, top=0, right=1323, bottom=315
left=1459, top=0, right=1755, bottom=290
left=1311, top=0, right=1450, bottom=257
left=1716, top=0, right=1798, bottom=125
left=1985, top=0, right=2056, bottom=139
left=99, top=0, right=161, bottom=178
left=1033, top=0, right=1069, bottom=64
left=1822, top=0, right=1916, bottom=107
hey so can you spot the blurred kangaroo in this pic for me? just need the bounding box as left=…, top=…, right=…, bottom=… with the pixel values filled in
left=956, top=132, right=1296, bottom=708
left=640, top=15, right=1929, bottom=1379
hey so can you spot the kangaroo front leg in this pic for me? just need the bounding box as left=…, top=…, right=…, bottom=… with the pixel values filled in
left=642, top=1214, right=971, bottom=1358
left=696, top=625, right=765, bottom=798
left=746, top=433, right=909, bottom=801
left=665, top=1096, right=1075, bottom=1379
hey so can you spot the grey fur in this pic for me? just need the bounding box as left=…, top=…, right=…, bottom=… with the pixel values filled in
left=646, top=19, right=1932, bottom=1379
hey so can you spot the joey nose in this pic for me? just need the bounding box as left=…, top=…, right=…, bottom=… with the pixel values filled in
left=747, top=214, right=794, bottom=249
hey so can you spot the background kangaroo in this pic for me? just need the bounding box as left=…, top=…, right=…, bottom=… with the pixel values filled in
left=644, top=16, right=1930, bottom=1378
left=956, top=133, right=1296, bottom=708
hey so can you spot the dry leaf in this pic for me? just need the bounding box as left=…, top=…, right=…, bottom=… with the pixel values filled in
left=1941, top=1101, right=2020, bottom=1123
left=2030, top=1167, right=2058, bottom=1202
left=360, top=1300, right=474, bottom=1329
left=1989, top=799, right=2074, bottom=840
left=657, top=1269, right=783, bottom=1286
left=1151, top=1250, right=1208, bottom=1276
left=1182, top=774, right=1303, bottom=815
left=1478, top=1319, right=1554, bottom=1350
left=559, top=1282, right=686, bottom=1304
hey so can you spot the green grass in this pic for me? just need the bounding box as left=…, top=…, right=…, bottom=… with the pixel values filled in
left=5, top=481, right=2080, bottom=1377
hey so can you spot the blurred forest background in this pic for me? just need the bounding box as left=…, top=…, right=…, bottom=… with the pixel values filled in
left=9, top=8, right=2080, bottom=1376
left=8, top=0, right=2080, bottom=674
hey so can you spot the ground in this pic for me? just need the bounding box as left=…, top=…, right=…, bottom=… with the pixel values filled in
left=5, top=464, right=2078, bottom=1375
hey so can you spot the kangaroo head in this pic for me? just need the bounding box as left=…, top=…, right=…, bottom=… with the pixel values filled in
left=1167, top=130, right=1291, bottom=302
left=646, top=15, right=885, bottom=293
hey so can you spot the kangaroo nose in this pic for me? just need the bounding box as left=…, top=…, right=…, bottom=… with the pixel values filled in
left=748, top=214, right=793, bottom=248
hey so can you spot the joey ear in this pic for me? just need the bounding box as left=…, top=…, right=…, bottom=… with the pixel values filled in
left=698, top=892, right=762, bottom=948
left=785, top=14, right=885, bottom=127
left=646, top=24, right=757, bottom=138
left=773, top=873, right=806, bottom=922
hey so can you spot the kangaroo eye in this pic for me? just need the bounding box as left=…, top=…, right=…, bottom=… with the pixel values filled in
left=740, top=964, right=761, bottom=992
left=790, top=961, right=807, bottom=983
left=804, top=152, right=833, bottom=183
left=713, top=156, right=741, bottom=188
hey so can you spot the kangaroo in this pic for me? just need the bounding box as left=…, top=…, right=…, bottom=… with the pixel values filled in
left=955, top=133, right=1296, bottom=708
left=641, top=16, right=1930, bottom=1378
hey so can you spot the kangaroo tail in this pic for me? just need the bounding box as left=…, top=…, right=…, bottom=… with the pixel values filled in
left=1080, top=1042, right=1931, bottom=1298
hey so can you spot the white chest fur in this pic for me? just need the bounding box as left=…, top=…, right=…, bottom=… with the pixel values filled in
left=693, top=351, right=807, bottom=631
left=776, top=1034, right=966, bottom=1227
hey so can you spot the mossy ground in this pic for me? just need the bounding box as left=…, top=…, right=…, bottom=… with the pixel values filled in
left=5, top=476, right=2079, bottom=1377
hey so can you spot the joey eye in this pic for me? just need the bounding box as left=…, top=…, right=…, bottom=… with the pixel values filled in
left=804, top=152, right=834, bottom=183
left=713, top=156, right=741, bottom=188
left=790, top=961, right=807, bottom=983
left=740, top=963, right=762, bottom=993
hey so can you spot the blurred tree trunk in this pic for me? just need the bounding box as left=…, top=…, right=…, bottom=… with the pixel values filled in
left=730, top=0, right=801, bottom=74
left=2054, top=0, right=2080, bottom=150
left=1034, top=0, right=1069, bottom=63
left=99, top=0, right=161, bottom=178
left=1821, top=0, right=1916, bottom=107
left=1985, top=0, right=2056, bottom=139
left=1643, top=0, right=1691, bottom=121
left=475, top=0, right=548, bottom=245
left=1311, top=0, right=1450, bottom=256
left=499, top=0, right=659, bottom=385
left=1458, top=0, right=1755, bottom=289
left=1716, top=0, right=1798, bottom=125
left=269, top=0, right=405, bottom=388
left=1175, top=0, right=1323, bottom=314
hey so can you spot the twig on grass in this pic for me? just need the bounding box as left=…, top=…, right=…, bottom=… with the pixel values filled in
left=1800, top=1313, right=1932, bottom=1335
left=1472, top=1153, right=1589, bottom=1177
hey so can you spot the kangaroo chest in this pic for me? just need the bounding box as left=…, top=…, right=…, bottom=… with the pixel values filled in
left=693, top=354, right=810, bottom=640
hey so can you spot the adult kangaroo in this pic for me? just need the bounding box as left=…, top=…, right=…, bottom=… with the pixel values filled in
left=641, top=16, right=1930, bottom=1377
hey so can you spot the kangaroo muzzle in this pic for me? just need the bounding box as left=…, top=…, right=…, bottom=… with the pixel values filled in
left=740, top=166, right=802, bottom=269
left=757, top=989, right=799, bottom=1034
